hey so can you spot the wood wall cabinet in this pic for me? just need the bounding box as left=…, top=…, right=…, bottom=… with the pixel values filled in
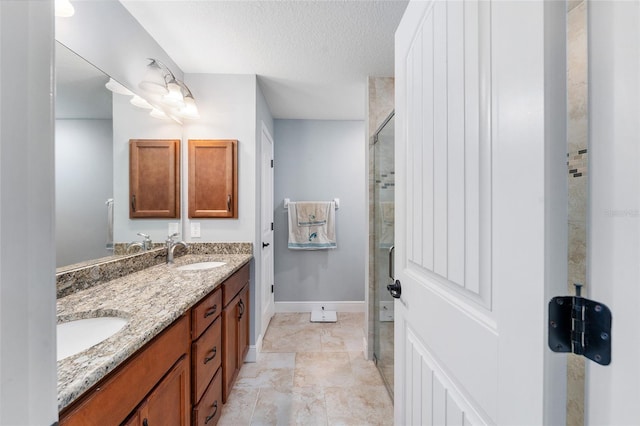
left=188, top=140, right=238, bottom=218
left=130, top=139, right=180, bottom=218
left=59, top=315, right=190, bottom=426
left=221, top=264, right=250, bottom=402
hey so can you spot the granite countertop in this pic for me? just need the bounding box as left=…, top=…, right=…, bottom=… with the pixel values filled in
left=56, top=253, right=252, bottom=412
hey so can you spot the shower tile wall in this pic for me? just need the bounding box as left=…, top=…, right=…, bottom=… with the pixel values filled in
left=366, top=77, right=394, bottom=360
left=567, top=1, right=587, bottom=425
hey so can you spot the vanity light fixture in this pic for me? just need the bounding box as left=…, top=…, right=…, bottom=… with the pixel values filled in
left=55, top=0, right=75, bottom=17
left=138, top=58, right=200, bottom=121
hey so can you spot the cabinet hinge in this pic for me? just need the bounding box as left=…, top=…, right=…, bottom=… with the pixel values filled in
left=548, top=290, right=612, bottom=365
left=271, top=159, right=274, bottom=168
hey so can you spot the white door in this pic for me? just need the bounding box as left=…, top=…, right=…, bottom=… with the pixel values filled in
left=394, top=1, right=567, bottom=424
left=586, top=2, right=640, bottom=424
left=260, top=122, right=275, bottom=337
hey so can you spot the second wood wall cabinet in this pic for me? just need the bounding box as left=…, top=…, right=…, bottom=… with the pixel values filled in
left=188, top=140, right=238, bottom=218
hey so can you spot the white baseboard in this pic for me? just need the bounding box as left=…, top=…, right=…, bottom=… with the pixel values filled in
left=245, top=333, right=263, bottom=363
left=275, top=301, right=365, bottom=313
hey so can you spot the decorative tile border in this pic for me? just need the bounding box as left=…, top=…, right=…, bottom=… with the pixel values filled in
left=56, top=242, right=253, bottom=298
left=567, top=148, right=588, bottom=177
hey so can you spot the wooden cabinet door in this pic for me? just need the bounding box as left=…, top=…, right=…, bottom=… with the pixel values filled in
left=188, top=140, right=237, bottom=218
left=139, top=356, right=190, bottom=426
left=129, top=139, right=180, bottom=218
left=237, top=286, right=249, bottom=368
left=222, top=294, right=239, bottom=402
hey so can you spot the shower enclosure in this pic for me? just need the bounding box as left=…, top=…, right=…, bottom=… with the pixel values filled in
left=372, top=112, right=394, bottom=397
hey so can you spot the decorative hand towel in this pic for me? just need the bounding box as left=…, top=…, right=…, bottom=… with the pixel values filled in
left=296, top=202, right=330, bottom=226
left=288, top=201, right=337, bottom=250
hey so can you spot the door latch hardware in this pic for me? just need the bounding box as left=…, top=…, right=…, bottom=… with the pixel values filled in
left=387, top=280, right=401, bottom=299
left=548, top=287, right=612, bottom=365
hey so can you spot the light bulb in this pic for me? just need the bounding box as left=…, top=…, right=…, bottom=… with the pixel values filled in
left=179, top=96, right=200, bottom=119
left=163, top=81, right=184, bottom=107
left=150, top=108, right=169, bottom=120
left=130, top=95, right=153, bottom=109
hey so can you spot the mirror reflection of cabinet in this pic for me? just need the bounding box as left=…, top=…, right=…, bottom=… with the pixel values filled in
left=188, top=140, right=238, bottom=218
left=129, top=139, right=180, bottom=218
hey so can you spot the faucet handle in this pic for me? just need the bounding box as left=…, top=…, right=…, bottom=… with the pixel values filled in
left=166, top=232, right=179, bottom=244
left=137, top=232, right=151, bottom=241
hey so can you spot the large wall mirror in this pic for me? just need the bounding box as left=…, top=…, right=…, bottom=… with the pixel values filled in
left=55, top=42, right=183, bottom=269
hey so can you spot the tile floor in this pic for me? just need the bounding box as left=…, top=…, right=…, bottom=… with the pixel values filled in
left=218, top=312, right=393, bottom=425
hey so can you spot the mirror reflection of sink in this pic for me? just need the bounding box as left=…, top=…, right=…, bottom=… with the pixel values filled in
left=176, top=261, right=227, bottom=271
left=57, top=317, right=128, bottom=361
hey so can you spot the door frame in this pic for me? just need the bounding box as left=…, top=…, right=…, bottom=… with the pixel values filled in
left=260, top=121, right=275, bottom=340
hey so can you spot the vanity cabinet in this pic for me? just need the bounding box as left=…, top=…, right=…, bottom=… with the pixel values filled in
left=59, top=315, right=190, bottom=426
left=188, top=139, right=238, bottom=219
left=129, top=139, right=181, bottom=218
left=221, top=264, right=250, bottom=402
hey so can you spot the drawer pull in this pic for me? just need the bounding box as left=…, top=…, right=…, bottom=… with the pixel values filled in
left=238, top=299, right=244, bottom=320
left=204, top=304, right=218, bottom=318
left=143, top=419, right=148, bottom=426
left=205, top=401, right=219, bottom=424
left=204, top=347, right=217, bottom=364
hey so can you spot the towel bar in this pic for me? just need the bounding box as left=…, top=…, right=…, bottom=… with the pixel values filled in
left=283, top=198, right=339, bottom=210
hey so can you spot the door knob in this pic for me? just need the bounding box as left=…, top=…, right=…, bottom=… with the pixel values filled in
left=387, top=280, right=401, bottom=299
left=262, top=242, right=270, bottom=248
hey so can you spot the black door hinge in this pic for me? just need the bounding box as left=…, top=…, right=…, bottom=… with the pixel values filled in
left=271, top=284, right=274, bottom=293
left=271, top=222, right=274, bottom=231
left=548, top=285, right=612, bottom=365
left=271, top=159, right=274, bottom=168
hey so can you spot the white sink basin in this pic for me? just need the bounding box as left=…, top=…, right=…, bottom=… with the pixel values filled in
left=176, top=261, right=226, bottom=271
left=57, top=317, right=128, bottom=361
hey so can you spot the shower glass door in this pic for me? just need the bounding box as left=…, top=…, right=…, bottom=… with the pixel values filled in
left=373, top=112, right=394, bottom=397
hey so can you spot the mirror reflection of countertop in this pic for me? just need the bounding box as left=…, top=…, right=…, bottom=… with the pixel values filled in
left=56, top=253, right=252, bottom=412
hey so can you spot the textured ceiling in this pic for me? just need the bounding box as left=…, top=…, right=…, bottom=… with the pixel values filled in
left=120, top=0, right=408, bottom=120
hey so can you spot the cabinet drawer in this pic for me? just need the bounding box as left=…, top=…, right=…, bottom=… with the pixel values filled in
left=192, top=287, right=222, bottom=339
left=222, top=264, right=249, bottom=307
left=192, top=317, right=222, bottom=404
left=193, top=367, right=222, bottom=426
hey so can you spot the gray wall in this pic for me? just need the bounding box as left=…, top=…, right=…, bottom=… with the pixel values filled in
left=274, top=119, right=365, bottom=302
left=56, top=119, right=113, bottom=266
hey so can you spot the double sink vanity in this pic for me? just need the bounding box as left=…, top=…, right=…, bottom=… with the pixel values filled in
left=56, top=246, right=252, bottom=425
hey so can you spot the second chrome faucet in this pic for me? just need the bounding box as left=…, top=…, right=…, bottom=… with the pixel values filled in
left=166, top=233, right=188, bottom=264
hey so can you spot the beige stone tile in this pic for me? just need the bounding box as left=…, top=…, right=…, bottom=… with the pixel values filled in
left=268, top=313, right=310, bottom=328
left=321, top=326, right=364, bottom=352
left=262, top=323, right=322, bottom=352
left=250, top=386, right=328, bottom=426
left=218, top=387, right=259, bottom=426
left=324, top=385, right=393, bottom=426
left=294, top=352, right=352, bottom=387
left=336, top=312, right=365, bottom=329
left=235, top=366, right=294, bottom=392
left=347, top=351, right=386, bottom=387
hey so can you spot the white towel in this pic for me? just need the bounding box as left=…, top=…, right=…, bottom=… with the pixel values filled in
left=288, top=201, right=337, bottom=250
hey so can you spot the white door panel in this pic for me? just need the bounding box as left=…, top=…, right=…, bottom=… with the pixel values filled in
left=587, top=2, right=640, bottom=424
left=395, top=1, right=567, bottom=424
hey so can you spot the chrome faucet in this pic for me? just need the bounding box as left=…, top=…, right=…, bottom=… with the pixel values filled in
left=138, top=232, right=153, bottom=250
left=125, top=241, right=144, bottom=254
left=166, top=233, right=188, bottom=264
